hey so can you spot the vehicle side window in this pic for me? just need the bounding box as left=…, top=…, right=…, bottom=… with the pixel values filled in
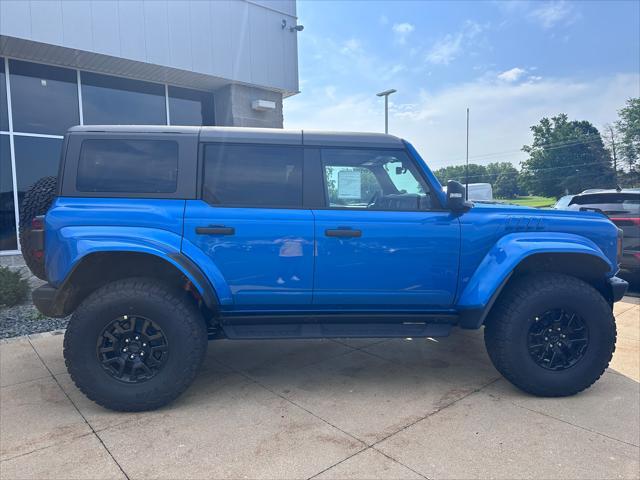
left=76, top=139, right=178, bottom=193
left=321, top=149, right=432, bottom=211
left=203, top=144, right=303, bottom=208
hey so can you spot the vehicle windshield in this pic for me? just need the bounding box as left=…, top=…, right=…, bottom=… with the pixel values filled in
left=554, top=195, right=573, bottom=209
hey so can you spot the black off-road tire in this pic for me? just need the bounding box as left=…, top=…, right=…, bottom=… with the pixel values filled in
left=19, top=176, right=57, bottom=280
left=64, top=278, right=208, bottom=412
left=484, top=272, right=616, bottom=397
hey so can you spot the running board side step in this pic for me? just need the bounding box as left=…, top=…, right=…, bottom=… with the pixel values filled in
left=219, top=313, right=458, bottom=340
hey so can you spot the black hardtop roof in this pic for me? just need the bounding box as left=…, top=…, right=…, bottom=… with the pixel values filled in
left=67, top=125, right=405, bottom=149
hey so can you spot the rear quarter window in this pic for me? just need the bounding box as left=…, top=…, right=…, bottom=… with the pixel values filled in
left=76, top=139, right=178, bottom=193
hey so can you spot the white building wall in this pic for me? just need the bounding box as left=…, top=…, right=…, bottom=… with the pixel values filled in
left=0, top=0, right=299, bottom=95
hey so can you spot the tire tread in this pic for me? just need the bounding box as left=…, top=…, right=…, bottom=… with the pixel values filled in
left=484, top=272, right=616, bottom=397
left=63, top=277, right=207, bottom=412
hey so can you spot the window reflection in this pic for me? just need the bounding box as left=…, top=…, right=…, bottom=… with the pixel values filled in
left=321, top=149, right=432, bottom=211
left=0, top=59, right=8, bottom=132
left=14, top=136, right=63, bottom=218
left=81, top=72, right=166, bottom=125
left=168, top=86, right=215, bottom=126
left=9, top=60, right=79, bottom=135
left=0, top=135, right=17, bottom=250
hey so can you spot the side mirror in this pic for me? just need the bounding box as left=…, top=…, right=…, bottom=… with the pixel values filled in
left=446, top=180, right=473, bottom=211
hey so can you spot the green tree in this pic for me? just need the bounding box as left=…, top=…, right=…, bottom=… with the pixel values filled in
left=485, top=162, right=521, bottom=198
left=521, top=114, right=615, bottom=197
left=433, top=164, right=488, bottom=185
left=615, top=98, right=640, bottom=172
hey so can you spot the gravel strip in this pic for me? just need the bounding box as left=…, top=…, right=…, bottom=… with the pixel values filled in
left=0, top=302, right=69, bottom=339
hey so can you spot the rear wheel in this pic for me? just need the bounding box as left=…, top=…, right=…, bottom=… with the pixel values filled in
left=484, top=273, right=616, bottom=397
left=19, top=176, right=57, bottom=280
left=64, top=278, right=208, bottom=411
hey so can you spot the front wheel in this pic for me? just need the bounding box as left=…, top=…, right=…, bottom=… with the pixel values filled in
left=64, top=278, right=208, bottom=411
left=484, top=273, right=616, bottom=397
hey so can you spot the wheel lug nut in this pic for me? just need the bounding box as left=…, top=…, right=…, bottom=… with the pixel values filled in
left=123, top=347, right=127, bottom=352
left=142, top=343, right=147, bottom=347
left=135, top=336, right=140, bottom=341
left=557, top=342, right=562, bottom=346
left=544, top=337, right=548, bottom=341
left=140, top=352, right=145, bottom=356
left=125, top=338, right=130, bottom=343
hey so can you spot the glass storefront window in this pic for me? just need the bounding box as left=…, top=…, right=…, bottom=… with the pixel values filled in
left=81, top=72, right=166, bottom=125
left=9, top=60, right=79, bottom=135
left=168, top=86, right=215, bottom=126
left=14, top=136, right=63, bottom=213
left=0, top=135, right=17, bottom=250
left=1, top=59, right=9, bottom=132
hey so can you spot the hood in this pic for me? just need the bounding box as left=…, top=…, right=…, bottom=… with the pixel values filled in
left=470, top=201, right=607, bottom=220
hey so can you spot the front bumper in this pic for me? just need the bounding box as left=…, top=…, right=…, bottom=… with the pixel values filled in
left=608, top=276, right=629, bottom=303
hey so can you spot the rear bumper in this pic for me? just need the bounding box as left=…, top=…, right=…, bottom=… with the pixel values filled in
left=32, top=283, right=69, bottom=318
left=608, top=276, right=629, bottom=303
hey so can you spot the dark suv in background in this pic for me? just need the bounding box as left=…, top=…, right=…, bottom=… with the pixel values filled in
left=556, top=189, right=640, bottom=275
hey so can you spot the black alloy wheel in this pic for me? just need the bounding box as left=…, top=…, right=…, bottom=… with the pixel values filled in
left=97, top=315, right=169, bottom=383
left=527, top=308, right=589, bottom=371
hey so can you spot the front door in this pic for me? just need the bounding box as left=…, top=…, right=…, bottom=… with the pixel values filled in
left=312, top=147, right=460, bottom=307
left=183, top=143, right=314, bottom=306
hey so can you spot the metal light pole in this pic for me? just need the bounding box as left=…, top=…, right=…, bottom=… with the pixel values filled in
left=376, top=89, right=396, bottom=134
left=465, top=107, right=469, bottom=200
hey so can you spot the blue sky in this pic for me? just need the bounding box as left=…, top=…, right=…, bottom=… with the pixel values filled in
left=284, top=0, right=640, bottom=169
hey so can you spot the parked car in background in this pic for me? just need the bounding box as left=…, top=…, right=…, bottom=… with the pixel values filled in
left=556, top=189, right=640, bottom=274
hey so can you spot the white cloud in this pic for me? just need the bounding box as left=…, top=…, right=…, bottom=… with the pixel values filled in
left=340, top=38, right=362, bottom=56
left=530, top=1, right=574, bottom=29
left=392, top=22, right=415, bottom=44
left=426, top=21, right=485, bottom=65
left=285, top=73, right=639, bottom=169
left=498, top=67, right=527, bottom=82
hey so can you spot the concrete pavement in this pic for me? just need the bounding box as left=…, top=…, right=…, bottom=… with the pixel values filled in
left=1, top=298, right=638, bottom=479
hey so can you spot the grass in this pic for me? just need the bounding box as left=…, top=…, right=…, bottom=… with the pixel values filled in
left=498, top=196, right=556, bottom=208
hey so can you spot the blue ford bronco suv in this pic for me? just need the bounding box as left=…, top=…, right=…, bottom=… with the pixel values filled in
left=22, top=125, right=628, bottom=412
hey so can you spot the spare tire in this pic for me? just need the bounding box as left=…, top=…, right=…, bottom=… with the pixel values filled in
left=19, top=176, right=58, bottom=280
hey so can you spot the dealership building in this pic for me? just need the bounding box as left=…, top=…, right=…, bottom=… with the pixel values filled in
left=0, top=0, right=300, bottom=257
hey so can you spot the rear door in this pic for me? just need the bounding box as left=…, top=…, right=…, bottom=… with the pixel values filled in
left=311, top=147, right=460, bottom=307
left=183, top=143, right=314, bottom=306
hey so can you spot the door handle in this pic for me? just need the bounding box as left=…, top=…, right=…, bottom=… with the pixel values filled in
left=196, top=225, right=235, bottom=235
left=325, top=228, right=362, bottom=238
